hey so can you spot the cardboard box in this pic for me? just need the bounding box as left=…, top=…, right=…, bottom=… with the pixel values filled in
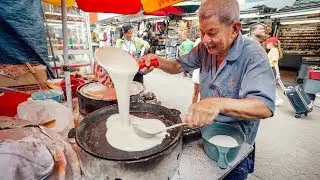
left=0, top=65, right=47, bottom=87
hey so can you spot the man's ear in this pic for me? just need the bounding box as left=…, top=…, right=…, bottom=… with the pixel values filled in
left=232, top=20, right=242, bottom=38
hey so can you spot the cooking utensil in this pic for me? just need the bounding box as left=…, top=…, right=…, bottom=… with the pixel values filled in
left=76, top=103, right=183, bottom=180
left=201, top=123, right=245, bottom=169
left=76, top=103, right=182, bottom=160
left=25, top=62, right=50, bottom=90
left=133, top=122, right=187, bottom=138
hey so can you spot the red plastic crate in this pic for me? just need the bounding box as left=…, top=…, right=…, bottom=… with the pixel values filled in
left=0, top=91, right=30, bottom=117
left=308, top=67, right=320, bottom=80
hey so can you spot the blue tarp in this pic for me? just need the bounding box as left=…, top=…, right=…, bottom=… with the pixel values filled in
left=0, top=0, right=53, bottom=76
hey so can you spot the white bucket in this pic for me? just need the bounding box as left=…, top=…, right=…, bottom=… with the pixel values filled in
left=314, top=93, right=320, bottom=107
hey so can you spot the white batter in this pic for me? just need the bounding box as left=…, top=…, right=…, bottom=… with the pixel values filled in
left=96, top=47, right=167, bottom=152
left=208, top=135, right=239, bottom=148
left=96, top=47, right=138, bottom=127
left=106, top=114, right=167, bottom=151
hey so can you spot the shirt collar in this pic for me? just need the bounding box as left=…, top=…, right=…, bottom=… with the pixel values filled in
left=225, top=32, right=244, bottom=61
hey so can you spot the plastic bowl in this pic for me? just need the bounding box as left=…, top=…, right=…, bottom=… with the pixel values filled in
left=0, top=91, right=30, bottom=117
left=31, top=89, right=63, bottom=102
left=201, top=123, right=245, bottom=169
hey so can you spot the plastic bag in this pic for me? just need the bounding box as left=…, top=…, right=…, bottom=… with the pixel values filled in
left=17, top=100, right=72, bottom=133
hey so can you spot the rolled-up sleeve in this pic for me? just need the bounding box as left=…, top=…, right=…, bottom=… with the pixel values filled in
left=239, top=51, right=276, bottom=115
left=177, top=44, right=202, bottom=72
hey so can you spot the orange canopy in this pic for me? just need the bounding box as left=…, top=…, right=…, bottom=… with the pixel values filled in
left=76, top=0, right=183, bottom=14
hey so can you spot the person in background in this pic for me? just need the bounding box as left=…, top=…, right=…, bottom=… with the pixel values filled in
left=266, top=37, right=284, bottom=106
left=116, top=24, right=150, bottom=58
left=249, top=23, right=266, bottom=44
left=115, top=24, right=150, bottom=84
left=179, top=33, right=195, bottom=78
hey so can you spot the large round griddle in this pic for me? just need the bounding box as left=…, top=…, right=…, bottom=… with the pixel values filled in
left=76, top=103, right=183, bottom=161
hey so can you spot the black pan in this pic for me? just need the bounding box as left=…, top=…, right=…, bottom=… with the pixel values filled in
left=75, top=103, right=183, bottom=161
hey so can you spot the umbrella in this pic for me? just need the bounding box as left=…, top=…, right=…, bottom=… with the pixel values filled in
left=144, top=2, right=200, bottom=16
left=75, top=0, right=184, bottom=14
left=144, top=6, right=185, bottom=16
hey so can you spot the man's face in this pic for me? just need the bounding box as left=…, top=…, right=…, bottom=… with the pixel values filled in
left=124, top=29, right=133, bottom=40
left=199, top=16, right=241, bottom=56
left=253, top=25, right=266, bottom=38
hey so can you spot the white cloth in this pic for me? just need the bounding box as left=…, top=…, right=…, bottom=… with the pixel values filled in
left=121, top=39, right=136, bottom=55
left=192, top=68, right=200, bottom=84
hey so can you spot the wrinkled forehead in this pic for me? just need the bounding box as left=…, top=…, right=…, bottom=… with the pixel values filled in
left=199, top=16, right=227, bottom=32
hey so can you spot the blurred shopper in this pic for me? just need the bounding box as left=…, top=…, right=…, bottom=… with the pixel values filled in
left=266, top=37, right=284, bottom=106
left=179, top=33, right=194, bottom=78
left=249, top=23, right=266, bottom=44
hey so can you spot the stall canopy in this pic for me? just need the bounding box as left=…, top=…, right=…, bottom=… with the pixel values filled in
left=0, top=0, right=53, bottom=76
left=144, top=1, right=200, bottom=16
left=76, top=0, right=184, bottom=14
left=240, top=0, right=316, bottom=10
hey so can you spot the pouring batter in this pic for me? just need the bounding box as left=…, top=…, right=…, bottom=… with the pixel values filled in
left=95, top=47, right=167, bottom=151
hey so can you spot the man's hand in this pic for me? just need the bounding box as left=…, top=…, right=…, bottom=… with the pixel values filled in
left=137, top=54, right=157, bottom=74
left=276, top=74, right=281, bottom=80
left=185, top=98, right=221, bottom=127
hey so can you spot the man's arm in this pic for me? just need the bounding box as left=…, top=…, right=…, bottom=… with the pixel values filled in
left=186, top=97, right=272, bottom=127
left=158, top=57, right=184, bottom=74
left=219, top=98, right=272, bottom=119
left=139, top=44, right=203, bottom=75
left=138, top=54, right=184, bottom=74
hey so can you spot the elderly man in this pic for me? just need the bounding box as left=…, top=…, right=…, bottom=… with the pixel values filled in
left=139, top=0, right=275, bottom=179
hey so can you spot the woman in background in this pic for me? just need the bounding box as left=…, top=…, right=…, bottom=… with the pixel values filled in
left=115, top=24, right=150, bottom=84
left=266, top=37, right=284, bottom=106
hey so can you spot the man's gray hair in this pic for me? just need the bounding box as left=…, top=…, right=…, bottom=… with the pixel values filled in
left=197, top=0, right=240, bottom=25
left=249, top=23, right=266, bottom=32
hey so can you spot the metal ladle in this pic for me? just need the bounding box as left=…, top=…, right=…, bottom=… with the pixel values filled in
left=133, top=122, right=187, bottom=138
